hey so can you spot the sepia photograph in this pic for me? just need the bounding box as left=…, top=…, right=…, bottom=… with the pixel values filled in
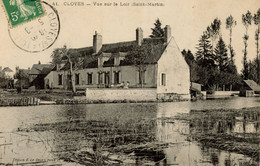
left=0, top=0, right=259, bottom=165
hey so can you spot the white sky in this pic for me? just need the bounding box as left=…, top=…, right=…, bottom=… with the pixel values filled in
left=0, top=0, right=259, bottom=73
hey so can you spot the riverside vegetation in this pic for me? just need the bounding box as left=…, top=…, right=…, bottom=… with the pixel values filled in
left=10, top=105, right=259, bottom=165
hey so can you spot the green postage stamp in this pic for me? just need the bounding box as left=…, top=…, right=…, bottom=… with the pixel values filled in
left=2, top=0, right=45, bottom=27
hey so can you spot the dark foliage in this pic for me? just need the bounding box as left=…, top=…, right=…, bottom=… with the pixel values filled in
left=150, top=19, right=165, bottom=38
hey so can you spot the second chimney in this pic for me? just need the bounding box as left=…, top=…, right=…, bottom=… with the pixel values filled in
left=164, top=25, right=171, bottom=43
left=93, top=31, right=102, bottom=54
left=136, top=27, right=143, bottom=46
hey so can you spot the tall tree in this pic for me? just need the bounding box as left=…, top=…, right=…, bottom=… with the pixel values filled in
left=215, top=37, right=229, bottom=72
left=214, top=37, right=229, bottom=90
left=254, top=8, right=260, bottom=84
left=242, top=10, right=252, bottom=80
left=51, top=45, right=80, bottom=93
left=150, top=19, right=164, bottom=38
left=195, top=31, right=218, bottom=88
left=196, top=31, right=215, bottom=69
left=226, top=15, right=237, bottom=62
left=207, top=18, right=222, bottom=50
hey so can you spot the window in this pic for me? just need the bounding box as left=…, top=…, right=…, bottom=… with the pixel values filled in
left=75, top=73, right=80, bottom=85
left=87, top=73, right=92, bottom=85
left=161, top=73, right=166, bottom=86
left=98, top=72, right=103, bottom=84
left=58, top=74, right=63, bottom=85
left=114, top=71, right=120, bottom=84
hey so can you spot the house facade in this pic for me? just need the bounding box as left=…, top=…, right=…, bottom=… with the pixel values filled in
left=45, top=25, right=190, bottom=99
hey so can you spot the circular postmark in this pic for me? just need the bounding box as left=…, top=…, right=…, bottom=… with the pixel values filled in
left=8, top=1, right=60, bottom=53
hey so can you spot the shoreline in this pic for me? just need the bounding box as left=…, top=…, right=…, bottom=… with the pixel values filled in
left=0, top=89, right=190, bottom=106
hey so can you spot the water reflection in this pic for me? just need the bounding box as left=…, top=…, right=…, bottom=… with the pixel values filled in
left=156, top=99, right=259, bottom=166
left=0, top=97, right=259, bottom=165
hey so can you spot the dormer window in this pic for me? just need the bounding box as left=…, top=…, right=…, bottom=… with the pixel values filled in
left=98, top=53, right=112, bottom=67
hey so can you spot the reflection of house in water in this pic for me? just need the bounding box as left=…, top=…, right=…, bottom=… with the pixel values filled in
left=233, top=121, right=258, bottom=134
left=189, top=110, right=259, bottom=137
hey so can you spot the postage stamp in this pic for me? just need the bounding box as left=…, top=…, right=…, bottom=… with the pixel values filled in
left=7, top=1, right=60, bottom=52
left=2, top=0, right=45, bottom=27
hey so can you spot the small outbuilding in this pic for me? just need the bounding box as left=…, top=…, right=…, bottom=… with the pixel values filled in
left=240, top=80, right=260, bottom=97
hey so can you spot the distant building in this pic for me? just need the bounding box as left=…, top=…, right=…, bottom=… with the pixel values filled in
left=240, top=80, right=260, bottom=97
left=28, top=62, right=54, bottom=89
left=0, top=66, right=14, bottom=89
left=45, top=25, right=190, bottom=99
left=0, top=66, right=14, bottom=79
left=190, top=82, right=203, bottom=98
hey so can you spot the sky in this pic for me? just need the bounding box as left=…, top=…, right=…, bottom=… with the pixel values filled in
left=0, top=0, right=259, bottom=73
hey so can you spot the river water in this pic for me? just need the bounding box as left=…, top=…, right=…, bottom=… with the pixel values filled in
left=0, top=97, right=259, bottom=165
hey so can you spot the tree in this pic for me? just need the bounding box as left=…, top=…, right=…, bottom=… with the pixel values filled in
left=182, top=49, right=195, bottom=66
left=207, top=18, right=222, bottom=50
left=196, top=31, right=215, bottom=69
left=242, top=10, right=252, bottom=79
left=254, top=8, right=260, bottom=84
left=215, top=37, right=229, bottom=72
left=122, top=44, right=152, bottom=88
left=51, top=45, right=81, bottom=93
left=195, top=31, right=218, bottom=89
left=13, top=69, right=29, bottom=92
left=214, top=37, right=238, bottom=90
left=226, top=15, right=237, bottom=62
left=182, top=49, right=198, bottom=82
left=150, top=19, right=164, bottom=38
left=248, top=57, right=260, bottom=83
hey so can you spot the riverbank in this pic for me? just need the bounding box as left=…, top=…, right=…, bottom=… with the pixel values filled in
left=0, top=89, right=189, bottom=106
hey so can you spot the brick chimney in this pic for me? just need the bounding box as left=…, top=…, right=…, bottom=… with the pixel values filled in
left=93, top=31, right=102, bottom=54
left=164, top=25, right=171, bottom=43
left=136, top=27, right=143, bottom=46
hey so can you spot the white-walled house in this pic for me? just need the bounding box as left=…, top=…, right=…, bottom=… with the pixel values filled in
left=44, top=25, right=190, bottom=100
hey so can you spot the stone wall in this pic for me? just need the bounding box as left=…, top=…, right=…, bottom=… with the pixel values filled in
left=85, top=88, right=157, bottom=101
left=206, top=91, right=240, bottom=99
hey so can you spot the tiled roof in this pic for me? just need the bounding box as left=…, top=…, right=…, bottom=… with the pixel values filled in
left=60, top=37, right=167, bottom=70
left=244, top=80, right=260, bottom=91
left=29, top=64, right=54, bottom=75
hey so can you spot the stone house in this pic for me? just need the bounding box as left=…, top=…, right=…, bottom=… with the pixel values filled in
left=45, top=25, right=190, bottom=99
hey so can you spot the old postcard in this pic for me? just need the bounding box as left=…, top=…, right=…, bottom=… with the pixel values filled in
left=0, top=0, right=259, bottom=165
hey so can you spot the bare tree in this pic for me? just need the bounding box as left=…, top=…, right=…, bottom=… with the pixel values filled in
left=207, top=18, right=222, bottom=50
left=226, top=15, right=237, bottom=62
left=254, top=8, right=260, bottom=84
left=51, top=45, right=80, bottom=93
